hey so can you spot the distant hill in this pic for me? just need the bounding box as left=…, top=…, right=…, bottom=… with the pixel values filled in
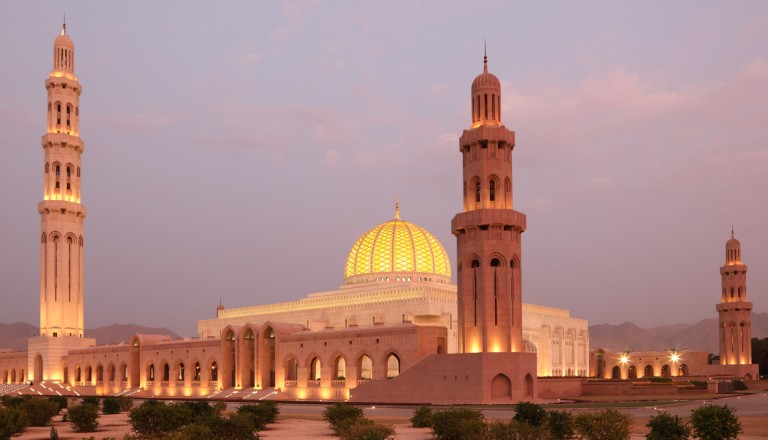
left=590, top=312, right=768, bottom=353
left=0, top=323, right=180, bottom=352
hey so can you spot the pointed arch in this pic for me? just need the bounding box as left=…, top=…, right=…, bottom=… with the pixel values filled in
left=491, top=373, right=512, bottom=398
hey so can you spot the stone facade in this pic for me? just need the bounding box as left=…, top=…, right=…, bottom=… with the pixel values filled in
left=0, top=26, right=594, bottom=404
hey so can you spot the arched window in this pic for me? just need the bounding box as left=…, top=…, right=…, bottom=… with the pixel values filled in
left=96, top=365, right=103, bottom=382
left=489, top=179, right=496, bottom=202
left=310, top=357, right=321, bottom=380
left=162, top=363, right=170, bottom=381
left=334, top=357, right=346, bottom=379
left=490, top=258, right=501, bottom=267
left=148, top=364, right=155, bottom=381
left=194, top=362, right=201, bottom=381
left=56, top=165, right=60, bottom=176
left=108, top=364, right=115, bottom=382
left=75, top=367, right=81, bottom=382
left=284, top=358, right=297, bottom=381
left=386, top=354, right=400, bottom=378
left=359, top=355, right=372, bottom=380
left=178, top=363, right=185, bottom=381
left=644, top=365, right=653, bottom=378
left=122, top=364, right=128, bottom=381
left=210, top=362, right=218, bottom=381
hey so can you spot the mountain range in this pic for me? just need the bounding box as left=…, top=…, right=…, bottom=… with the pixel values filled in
left=0, top=323, right=180, bottom=352
left=589, top=312, right=768, bottom=353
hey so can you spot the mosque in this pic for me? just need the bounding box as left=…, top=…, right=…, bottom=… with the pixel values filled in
left=0, top=25, right=757, bottom=403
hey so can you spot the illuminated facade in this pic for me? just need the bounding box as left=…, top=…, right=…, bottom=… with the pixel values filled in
left=718, top=231, right=753, bottom=365
left=2, top=27, right=590, bottom=403
left=452, top=53, right=524, bottom=354
left=27, top=23, right=96, bottom=384
left=590, top=231, right=759, bottom=380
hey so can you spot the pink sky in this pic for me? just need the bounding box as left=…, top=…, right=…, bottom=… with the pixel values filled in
left=0, top=1, right=766, bottom=336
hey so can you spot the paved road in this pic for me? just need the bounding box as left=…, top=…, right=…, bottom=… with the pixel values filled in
left=272, top=393, right=768, bottom=420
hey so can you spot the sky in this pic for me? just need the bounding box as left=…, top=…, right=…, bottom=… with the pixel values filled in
left=0, top=1, right=766, bottom=337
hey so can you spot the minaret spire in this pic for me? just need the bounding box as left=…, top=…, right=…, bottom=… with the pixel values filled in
left=62, top=13, right=66, bottom=36
left=483, top=39, right=488, bottom=72
left=395, top=195, right=400, bottom=220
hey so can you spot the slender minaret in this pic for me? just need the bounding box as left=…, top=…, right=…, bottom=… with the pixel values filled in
left=717, top=230, right=752, bottom=365
left=451, top=53, right=526, bottom=353
left=39, top=21, right=86, bottom=339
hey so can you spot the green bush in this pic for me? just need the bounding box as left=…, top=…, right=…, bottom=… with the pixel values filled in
left=128, top=400, right=194, bottom=438
left=547, top=410, right=574, bottom=440
left=182, top=400, right=215, bottom=421
left=81, top=396, right=101, bottom=407
left=238, top=402, right=280, bottom=430
left=732, top=379, right=747, bottom=391
left=690, top=380, right=708, bottom=389
left=0, top=407, right=28, bottom=440
left=102, top=396, right=122, bottom=415
left=203, top=412, right=259, bottom=440
left=68, top=402, right=100, bottom=433
left=49, top=426, right=59, bottom=440
left=0, top=395, right=24, bottom=408
left=573, top=409, right=631, bottom=440
left=645, top=412, right=690, bottom=440
left=690, top=404, right=741, bottom=440
left=513, top=401, right=548, bottom=427
left=339, top=418, right=395, bottom=440
left=486, top=420, right=550, bottom=440
left=410, top=406, right=433, bottom=428
left=20, top=397, right=60, bottom=426
left=48, top=395, right=69, bottom=411
left=322, top=403, right=365, bottom=436
left=647, top=377, right=672, bottom=383
left=430, top=408, right=485, bottom=440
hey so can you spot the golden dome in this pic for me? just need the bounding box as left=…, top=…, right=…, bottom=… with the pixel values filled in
left=344, top=207, right=452, bottom=284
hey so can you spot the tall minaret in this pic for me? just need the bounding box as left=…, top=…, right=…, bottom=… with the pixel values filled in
left=717, top=230, right=752, bottom=365
left=39, top=21, right=86, bottom=338
left=451, top=53, right=526, bottom=353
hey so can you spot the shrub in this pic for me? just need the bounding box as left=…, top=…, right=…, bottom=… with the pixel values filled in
left=410, top=406, right=433, bottom=428
left=486, top=420, right=550, bottom=440
left=645, top=412, right=690, bottom=440
left=690, top=404, right=741, bottom=440
left=430, top=408, right=485, bottom=440
left=128, top=400, right=194, bottom=438
left=513, top=401, right=548, bottom=427
left=238, top=401, right=280, bottom=430
left=547, top=410, right=574, bottom=440
left=182, top=400, right=215, bottom=421
left=81, top=396, right=101, bottom=407
left=322, top=403, right=365, bottom=436
left=68, top=402, right=100, bottom=433
left=732, top=379, right=747, bottom=391
left=102, top=397, right=122, bottom=415
left=20, top=397, right=60, bottom=426
left=50, top=426, right=59, bottom=440
left=0, top=407, right=28, bottom=440
left=690, top=380, right=708, bottom=389
left=573, top=409, right=631, bottom=440
left=48, top=395, right=69, bottom=411
left=339, top=418, right=396, bottom=440
left=203, top=412, right=259, bottom=440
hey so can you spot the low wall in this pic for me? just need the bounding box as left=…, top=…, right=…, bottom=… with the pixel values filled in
left=537, top=378, right=582, bottom=399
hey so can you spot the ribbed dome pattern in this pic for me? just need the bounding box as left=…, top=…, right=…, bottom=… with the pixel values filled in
left=344, top=218, right=451, bottom=281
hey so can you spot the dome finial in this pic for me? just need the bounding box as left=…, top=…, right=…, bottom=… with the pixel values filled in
left=395, top=194, right=400, bottom=220
left=731, top=224, right=734, bottom=239
left=61, top=13, right=67, bottom=36
left=483, top=39, right=488, bottom=73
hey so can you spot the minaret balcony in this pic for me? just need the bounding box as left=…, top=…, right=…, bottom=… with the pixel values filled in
left=716, top=301, right=753, bottom=312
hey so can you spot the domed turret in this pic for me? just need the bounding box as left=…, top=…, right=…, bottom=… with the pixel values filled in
left=725, top=228, right=742, bottom=265
left=470, top=49, right=502, bottom=128
left=343, top=201, right=451, bottom=284
left=53, top=22, right=75, bottom=75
